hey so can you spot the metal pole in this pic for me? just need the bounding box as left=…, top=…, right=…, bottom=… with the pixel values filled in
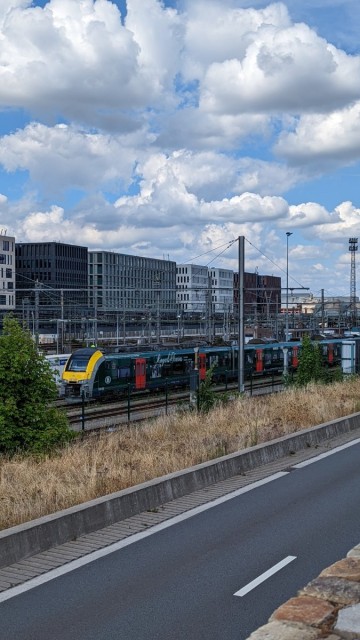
left=190, top=347, right=199, bottom=409
left=34, top=280, right=40, bottom=347
left=81, top=389, right=85, bottom=437
left=94, top=285, right=98, bottom=345
left=156, top=289, right=160, bottom=344
left=127, top=383, right=131, bottom=424
left=238, top=236, right=245, bottom=393
left=60, top=289, right=64, bottom=353
left=285, top=232, right=292, bottom=341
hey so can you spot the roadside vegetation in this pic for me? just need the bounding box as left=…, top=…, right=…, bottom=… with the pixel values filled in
left=0, top=315, right=74, bottom=455
left=290, top=334, right=343, bottom=387
left=1, top=371, right=360, bottom=530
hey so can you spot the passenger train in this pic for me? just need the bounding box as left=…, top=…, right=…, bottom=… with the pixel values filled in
left=44, top=353, right=71, bottom=390
left=61, top=338, right=359, bottom=402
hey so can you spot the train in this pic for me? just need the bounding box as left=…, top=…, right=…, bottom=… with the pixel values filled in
left=60, top=337, right=359, bottom=402
left=44, top=353, right=71, bottom=390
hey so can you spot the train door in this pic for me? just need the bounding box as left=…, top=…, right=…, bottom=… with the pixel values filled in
left=292, top=346, right=299, bottom=369
left=255, top=349, right=263, bottom=373
left=135, top=358, right=146, bottom=390
left=198, top=353, right=206, bottom=381
left=328, top=344, right=334, bottom=365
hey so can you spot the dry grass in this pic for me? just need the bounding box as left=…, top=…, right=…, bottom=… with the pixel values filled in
left=1, top=378, right=360, bottom=531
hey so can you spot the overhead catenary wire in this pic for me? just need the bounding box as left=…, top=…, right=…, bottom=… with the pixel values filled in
left=186, top=235, right=306, bottom=290
left=245, top=237, right=306, bottom=290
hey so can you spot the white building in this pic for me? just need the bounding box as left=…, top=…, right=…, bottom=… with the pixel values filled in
left=209, top=267, right=234, bottom=312
left=176, top=264, right=208, bottom=312
left=176, top=264, right=234, bottom=314
left=0, top=231, right=15, bottom=311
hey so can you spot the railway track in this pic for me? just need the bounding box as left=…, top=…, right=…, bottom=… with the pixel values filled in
left=66, top=377, right=284, bottom=433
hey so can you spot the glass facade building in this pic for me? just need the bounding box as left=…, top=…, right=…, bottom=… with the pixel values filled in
left=88, top=251, right=177, bottom=312
left=15, top=242, right=88, bottom=311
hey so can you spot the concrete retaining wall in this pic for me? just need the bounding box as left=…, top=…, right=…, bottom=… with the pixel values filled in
left=1, top=411, right=360, bottom=569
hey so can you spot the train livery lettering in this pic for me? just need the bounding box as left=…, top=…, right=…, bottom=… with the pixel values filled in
left=155, top=353, right=183, bottom=364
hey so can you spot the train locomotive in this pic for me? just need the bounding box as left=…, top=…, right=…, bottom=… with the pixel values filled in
left=61, top=338, right=348, bottom=402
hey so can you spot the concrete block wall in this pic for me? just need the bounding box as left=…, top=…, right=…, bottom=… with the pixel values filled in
left=246, top=544, right=360, bottom=639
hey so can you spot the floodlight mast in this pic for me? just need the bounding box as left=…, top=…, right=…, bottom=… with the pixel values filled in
left=349, top=237, right=358, bottom=327
left=238, top=236, right=245, bottom=393
left=285, top=232, right=293, bottom=341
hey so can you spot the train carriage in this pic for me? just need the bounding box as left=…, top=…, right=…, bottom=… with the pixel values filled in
left=61, top=337, right=348, bottom=402
left=44, top=353, right=71, bottom=393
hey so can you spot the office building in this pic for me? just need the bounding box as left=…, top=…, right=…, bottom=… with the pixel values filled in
left=234, top=272, right=281, bottom=320
left=176, top=264, right=209, bottom=312
left=88, top=251, right=177, bottom=312
left=15, top=242, right=88, bottom=313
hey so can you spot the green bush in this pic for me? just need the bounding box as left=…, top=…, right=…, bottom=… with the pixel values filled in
left=0, top=315, right=74, bottom=455
left=295, top=335, right=322, bottom=386
left=197, top=365, right=232, bottom=413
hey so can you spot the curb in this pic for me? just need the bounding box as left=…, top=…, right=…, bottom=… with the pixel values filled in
left=1, top=411, right=360, bottom=569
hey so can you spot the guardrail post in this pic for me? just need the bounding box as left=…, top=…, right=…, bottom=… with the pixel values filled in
left=189, top=370, right=199, bottom=410
left=81, top=389, right=85, bottom=437
left=127, top=383, right=131, bottom=424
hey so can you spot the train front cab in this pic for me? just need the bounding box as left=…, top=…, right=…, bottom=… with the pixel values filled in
left=62, top=348, right=104, bottom=400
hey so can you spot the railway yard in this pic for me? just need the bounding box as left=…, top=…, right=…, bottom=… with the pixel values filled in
left=62, top=376, right=284, bottom=432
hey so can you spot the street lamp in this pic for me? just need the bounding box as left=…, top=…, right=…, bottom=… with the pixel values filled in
left=285, top=232, right=293, bottom=341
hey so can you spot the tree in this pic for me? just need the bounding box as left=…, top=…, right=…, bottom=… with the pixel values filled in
left=296, top=334, right=324, bottom=387
left=0, top=315, right=74, bottom=454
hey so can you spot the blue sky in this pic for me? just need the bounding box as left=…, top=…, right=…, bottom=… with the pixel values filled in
left=1, top=0, right=360, bottom=297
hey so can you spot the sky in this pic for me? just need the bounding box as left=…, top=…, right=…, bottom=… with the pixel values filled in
left=0, top=0, right=360, bottom=298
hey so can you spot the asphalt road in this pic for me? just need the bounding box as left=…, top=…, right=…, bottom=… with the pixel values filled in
left=1, top=441, right=360, bottom=640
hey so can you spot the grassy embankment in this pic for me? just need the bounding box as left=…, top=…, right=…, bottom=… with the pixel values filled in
left=1, top=377, right=360, bottom=531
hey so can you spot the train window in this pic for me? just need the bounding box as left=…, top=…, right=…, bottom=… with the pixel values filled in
left=150, top=363, right=162, bottom=379
left=162, top=361, right=186, bottom=376
left=264, top=352, right=272, bottom=365
left=118, top=366, right=131, bottom=379
left=67, top=356, right=90, bottom=372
